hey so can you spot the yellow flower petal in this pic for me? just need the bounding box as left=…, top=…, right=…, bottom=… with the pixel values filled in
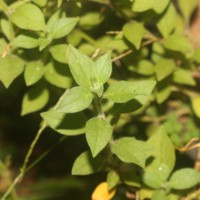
left=92, top=182, right=116, bottom=200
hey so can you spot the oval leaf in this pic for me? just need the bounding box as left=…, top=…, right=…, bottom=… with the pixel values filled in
left=111, top=137, right=148, bottom=168
left=21, top=86, right=49, bottom=116
left=41, top=110, right=87, bottom=136
left=72, top=151, right=105, bottom=175
left=67, top=45, right=94, bottom=88
left=0, top=55, right=24, bottom=88
left=24, top=61, right=44, bottom=86
left=86, top=117, right=112, bottom=157
left=11, top=3, right=46, bottom=31
left=169, top=168, right=200, bottom=190
left=48, top=17, right=79, bottom=39
left=123, top=21, right=145, bottom=50
left=143, top=127, right=175, bottom=188
left=104, top=80, right=156, bottom=104
left=55, top=86, right=93, bottom=113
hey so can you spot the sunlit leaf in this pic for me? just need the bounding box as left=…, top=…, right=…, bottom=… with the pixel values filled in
left=86, top=117, right=112, bottom=157
left=169, top=168, right=200, bottom=190
left=0, top=55, right=24, bottom=88
left=11, top=3, right=46, bottom=31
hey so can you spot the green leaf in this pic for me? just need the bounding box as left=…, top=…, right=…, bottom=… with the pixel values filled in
left=157, top=4, right=177, bottom=38
left=21, top=86, right=49, bottom=116
left=104, top=80, right=156, bottom=104
left=11, top=3, right=46, bottom=31
left=72, top=151, right=105, bottom=175
left=12, top=34, right=39, bottom=49
left=0, top=19, right=12, bottom=40
left=67, top=45, right=94, bottom=88
left=132, top=0, right=170, bottom=13
left=0, top=55, right=24, bottom=88
left=123, top=21, right=145, bottom=50
left=111, top=137, right=148, bottom=168
left=24, top=61, right=44, bottom=86
left=41, top=110, right=87, bottom=136
left=156, top=79, right=171, bottom=104
left=143, top=127, right=175, bottom=189
left=128, top=60, right=155, bottom=76
left=93, top=51, right=112, bottom=86
left=178, top=0, right=199, bottom=23
left=55, top=86, right=93, bottom=113
left=152, top=190, right=167, bottom=200
left=44, top=62, right=72, bottom=89
left=173, top=68, right=196, bottom=86
left=38, top=36, right=52, bottom=51
left=57, top=0, right=63, bottom=7
left=163, top=34, right=193, bottom=53
left=191, top=96, right=200, bottom=118
left=192, top=47, right=200, bottom=63
left=33, top=0, right=47, bottom=7
left=50, top=44, right=68, bottom=64
left=107, top=170, right=120, bottom=190
left=48, top=17, right=79, bottom=39
left=169, top=168, right=200, bottom=190
left=79, top=12, right=104, bottom=30
left=155, top=58, right=176, bottom=81
left=86, top=117, right=112, bottom=157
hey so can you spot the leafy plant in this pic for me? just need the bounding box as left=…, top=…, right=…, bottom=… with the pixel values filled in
left=0, top=0, right=200, bottom=199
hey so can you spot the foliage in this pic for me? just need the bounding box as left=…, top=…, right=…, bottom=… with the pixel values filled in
left=0, top=0, right=200, bottom=199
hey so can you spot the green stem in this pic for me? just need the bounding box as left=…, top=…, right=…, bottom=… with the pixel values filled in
left=93, top=93, right=105, bottom=118
left=20, top=121, right=47, bottom=174
left=79, top=30, right=99, bottom=47
left=26, top=136, right=67, bottom=173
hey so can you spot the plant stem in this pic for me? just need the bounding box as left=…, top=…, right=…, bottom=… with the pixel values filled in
left=93, top=93, right=105, bottom=118
left=1, top=121, right=47, bottom=200
left=20, top=121, right=47, bottom=174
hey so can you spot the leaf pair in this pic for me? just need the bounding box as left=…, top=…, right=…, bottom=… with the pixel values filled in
left=67, top=44, right=112, bottom=90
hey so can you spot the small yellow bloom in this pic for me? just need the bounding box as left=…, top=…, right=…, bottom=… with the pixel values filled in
left=92, top=182, right=116, bottom=200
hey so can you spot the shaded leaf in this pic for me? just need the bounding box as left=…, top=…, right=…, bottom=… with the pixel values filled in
left=107, top=170, right=120, bottom=190
left=21, top=86, right=49, bottom=116
left=41, top=110, right=87, bottom=136
left=50, top=44, right=68, bottom=64
left=44, top=62, right=72, bottom=89
left=72, top=151, right=105, bottom=175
